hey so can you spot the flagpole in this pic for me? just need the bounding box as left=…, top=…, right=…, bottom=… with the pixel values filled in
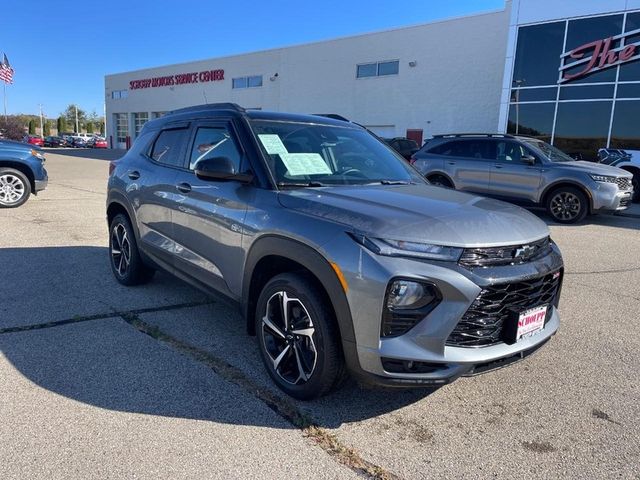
left=3, top=82, right=6, bottom=120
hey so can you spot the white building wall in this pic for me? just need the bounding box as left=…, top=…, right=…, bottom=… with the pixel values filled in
left=106, top=7, right=510, bottom=147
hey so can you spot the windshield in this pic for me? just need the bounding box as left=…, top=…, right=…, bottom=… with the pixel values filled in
left=250, top=120, right=424, bottom=186
left=522, top=139, right=575, bottom=163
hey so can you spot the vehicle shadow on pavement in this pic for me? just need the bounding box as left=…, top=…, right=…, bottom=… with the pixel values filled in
left=0, top=246, right=435, bottom=428
left=537, top=211, right=640, bottom=231
left=43, top=148, right=126, bottom=161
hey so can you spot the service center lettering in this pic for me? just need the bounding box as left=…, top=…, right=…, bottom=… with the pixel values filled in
left=129, top=69, right=224, bottom=90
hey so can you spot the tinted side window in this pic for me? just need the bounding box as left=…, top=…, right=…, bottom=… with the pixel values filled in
left=428, top=141, right=457, bottom=156
left=150, top=128, right=189, bottom=167
left=189, top=126, right=242, bottom=171
left=495, top=141, right=527, bottom=163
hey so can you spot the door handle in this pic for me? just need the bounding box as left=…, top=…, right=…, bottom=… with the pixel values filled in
left=447, top=161, right=456, bottom=165
left=176, top=182, right=192, bottom=194
left=128, top=170, right=140, bottom=180
left=494, top=164, right=504, bottom=169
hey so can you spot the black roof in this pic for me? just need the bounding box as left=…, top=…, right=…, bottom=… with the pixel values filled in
left=156, top=103, right=357, bottom=129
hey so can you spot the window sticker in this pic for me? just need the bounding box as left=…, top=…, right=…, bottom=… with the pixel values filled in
left=280, top=153, right=332, bottom=176
left=258, top=134, right=289, bottom=155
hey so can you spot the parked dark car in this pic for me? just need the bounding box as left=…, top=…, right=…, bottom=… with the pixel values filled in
left=0, top=141, right=48, bottom=207
left=383, top=137, right=419, bottom=161
left=413, top=133, right=633, bottom=223
left=107, top=103, right=563, bottom=399
left=71, top=137, right=87, bottom=148
left=44, top=136, right=68, bottom=147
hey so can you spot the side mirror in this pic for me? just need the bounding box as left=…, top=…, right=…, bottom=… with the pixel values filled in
left=194, top=156, right=253, bottom=183
left=522, top=154, right=536, bottom=165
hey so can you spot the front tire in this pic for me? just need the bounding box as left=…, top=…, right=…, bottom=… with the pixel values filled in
left=0, top=168, right=31, bottom=208
left=109, top=213, right=155, bottom=286
left=546, top=186, right=588, bottom=224
left=256, top=273, right=345, bottom=400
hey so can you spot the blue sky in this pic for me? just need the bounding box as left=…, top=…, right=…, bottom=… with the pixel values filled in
left=3, top=0, right=503, bottom=118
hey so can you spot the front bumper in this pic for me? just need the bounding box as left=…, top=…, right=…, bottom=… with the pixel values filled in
left=591, top=182, right=633, bottom=212
left=335, top=239, right=564, bottom=387
left=34, top=169, right=48, bottom=192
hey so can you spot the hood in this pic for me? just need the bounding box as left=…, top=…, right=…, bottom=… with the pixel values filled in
left=559, top=160, right=633, bottom=177
left=278, top=184, right=549, bottom=248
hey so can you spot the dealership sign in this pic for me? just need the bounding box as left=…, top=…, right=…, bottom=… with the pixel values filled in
left=129, top=69, right=225, bottom=90
left=559, top=30, right=640, bottom=83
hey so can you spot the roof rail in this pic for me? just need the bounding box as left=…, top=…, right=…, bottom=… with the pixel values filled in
left=169, top=103, right=245, bottom=115
left=313, top=113, right=351, bottom=122
left=431, top=133, right=515, bottom=139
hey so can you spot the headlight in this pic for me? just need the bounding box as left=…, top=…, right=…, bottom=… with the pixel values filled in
left=589, top=174, right=617, bottom=183
left=350, top=233, right=463, bottom=261
left=30, top=149, right=45, bottom=161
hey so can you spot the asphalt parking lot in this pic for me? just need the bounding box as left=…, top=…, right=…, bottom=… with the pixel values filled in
left=1, top=149, right=639, bottom=479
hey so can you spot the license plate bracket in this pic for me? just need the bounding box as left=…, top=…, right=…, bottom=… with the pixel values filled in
left=502, top=305, right=548, bottom=345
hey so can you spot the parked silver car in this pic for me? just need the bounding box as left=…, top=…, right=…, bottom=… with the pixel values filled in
left=107, top=105, right=563, bottom=399
left=413, top=134, right=634, bottom=223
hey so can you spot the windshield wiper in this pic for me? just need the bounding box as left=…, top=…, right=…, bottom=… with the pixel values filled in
left=368, top=180, right=414, bottom=185
left=277, top=181, right=326, bottom=188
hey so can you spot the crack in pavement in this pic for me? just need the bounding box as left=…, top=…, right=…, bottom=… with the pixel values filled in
left=54, top=183, right=106, bottom=195
left=565, top=266, right=640, bottom=276
left=0, top=300, right=214, bottom=335
left=118, top=312, right=400, bottom=480
left=570, top=281, right=640, bottom=303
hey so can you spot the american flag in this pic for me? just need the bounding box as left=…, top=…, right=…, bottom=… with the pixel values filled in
left=0, top=53, right=14, bottom=84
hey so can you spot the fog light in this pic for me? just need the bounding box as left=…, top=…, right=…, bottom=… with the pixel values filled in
left=387, top=280, right=434, bottom=309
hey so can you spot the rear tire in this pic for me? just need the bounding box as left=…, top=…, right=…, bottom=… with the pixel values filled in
left=427, top=174, right=453, bottom=188
left=255, top=272, right=345, bottom=400
left=109, top=213, right=155, bottom=286
left=546, top=186, right=588, bottom=224
left=0, top=168, right=31, bottom=208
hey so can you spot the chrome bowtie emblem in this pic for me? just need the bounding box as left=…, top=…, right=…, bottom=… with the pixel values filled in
left=514, top=245, right=535, bottom=259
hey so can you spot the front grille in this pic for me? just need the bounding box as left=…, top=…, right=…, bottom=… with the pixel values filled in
left=620, top=196, right=631, bottom=208
left=459, top=237, right=552, bottom=268
left=616, top=177, right=632, bottom=191
left=446, top=270, right=562, bottom=347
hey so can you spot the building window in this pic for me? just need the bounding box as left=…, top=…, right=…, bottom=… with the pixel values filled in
left=553, top=101, right=613, bottom=161
left=610, top=100, right=640, bottom=151
left=356, top=60, right=399, bottom=78
left=133, top=112, right=149, bottom=136
left=152, top=112, right=166, bottom=119
left=114, top=113, right=128, bottom=143
left=111, top=90, right=128, bottom=100
left=507, top=103, right=555, bottom=143
left=512, top=22, right=565, bottom=87
left=232, top=75, right=263, bottom=89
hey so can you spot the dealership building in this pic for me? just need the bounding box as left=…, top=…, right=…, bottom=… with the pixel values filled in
left=105, top=0, right=640, bottom=160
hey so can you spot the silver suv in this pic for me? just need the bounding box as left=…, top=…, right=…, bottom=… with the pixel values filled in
left=107, top=105, right=564, bottom=399
left=413, top=134, right=634, bottom=223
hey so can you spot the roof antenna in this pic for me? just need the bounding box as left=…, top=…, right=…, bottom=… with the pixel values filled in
left=203, top=90, right=209, bottom=104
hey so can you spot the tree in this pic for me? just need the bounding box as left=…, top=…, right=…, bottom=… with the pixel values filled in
left=62, top=104, right=86, bottom=132
left=43, top=120, right=51, bottom=137
left=100, top=121, right=105, bottom=135
left=86, top=121, right=94, bottom=134
left=57, top=116, right=67, bottom=134
left=28, top=119, right=36, bottom=135
left=0, top=116, right=26, bottom=140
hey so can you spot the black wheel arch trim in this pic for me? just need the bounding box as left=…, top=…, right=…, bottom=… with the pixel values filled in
left=0, top=160, right=36, bottom=192
left=106, top=191, right=141, bottom=241
left=242, top=235, right=358, bottom=364
left=540, top=181, right=593, bottom=213
left=425, top=171, right=455, bottom=187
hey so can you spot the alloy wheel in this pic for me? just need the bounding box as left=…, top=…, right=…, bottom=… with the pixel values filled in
left=111, top=223, right=132, bottom=277
left=0, top=174, right=26, bottom=205
left=261, top=291, right=317, bottom=385
left=550, top=192, right=581, bottom=221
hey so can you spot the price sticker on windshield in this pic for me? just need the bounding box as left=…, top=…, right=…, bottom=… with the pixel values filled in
left=280, top=153, right=332, bottom=176
left=258, top=134, right=289, bottom=155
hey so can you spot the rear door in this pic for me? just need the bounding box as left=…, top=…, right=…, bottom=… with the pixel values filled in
left=439, top=139, right=492, bottom=194
left=169, top=119, right=250, bottom=298
left=488, top=140, right=543, bottom=203
left=127, top=124, right=189, bottom=269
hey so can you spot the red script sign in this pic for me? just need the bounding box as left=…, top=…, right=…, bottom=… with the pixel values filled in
left=560, top=35, right=638, bottom=82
